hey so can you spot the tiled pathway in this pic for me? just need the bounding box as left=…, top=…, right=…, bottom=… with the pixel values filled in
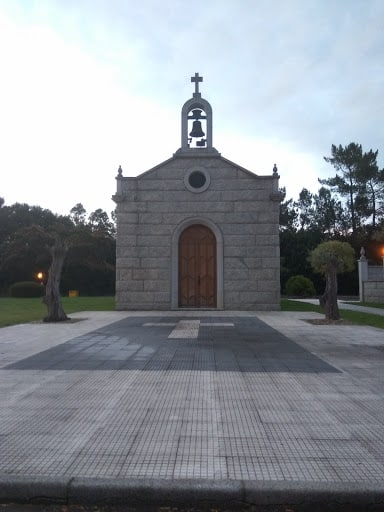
left=0, top=311, right=384, bottom=483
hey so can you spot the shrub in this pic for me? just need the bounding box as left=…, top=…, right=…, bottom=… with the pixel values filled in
left=285, top=275, right=316, bottom=297
left=9, top=281, right=45, bottom=298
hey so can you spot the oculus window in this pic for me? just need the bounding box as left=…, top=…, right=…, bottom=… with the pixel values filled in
left=184, top=168, right=210, bottom=193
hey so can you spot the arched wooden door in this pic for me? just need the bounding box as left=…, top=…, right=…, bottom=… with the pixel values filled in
left=179, top=224, right=217, bottom=308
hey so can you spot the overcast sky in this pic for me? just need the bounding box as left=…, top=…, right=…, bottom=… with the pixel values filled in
left=1, top=0, right=383, bottom=218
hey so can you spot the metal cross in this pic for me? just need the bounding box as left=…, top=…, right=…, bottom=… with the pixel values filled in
left=191, top=72, right=203, bottom=94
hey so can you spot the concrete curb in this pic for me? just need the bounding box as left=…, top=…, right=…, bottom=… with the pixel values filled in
left=0, top=475, right=68, bottom=505
left=1, top=476, right=384, bottom=511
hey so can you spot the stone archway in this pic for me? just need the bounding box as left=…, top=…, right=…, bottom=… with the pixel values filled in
left=171, top=218, right=223, bottom=309
left=178, top=224, right=216, bottom=308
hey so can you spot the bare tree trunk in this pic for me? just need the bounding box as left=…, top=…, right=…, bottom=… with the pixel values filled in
left=43, top=239, right=69, bottom=322
left=319, top=267, right=340, bottom=321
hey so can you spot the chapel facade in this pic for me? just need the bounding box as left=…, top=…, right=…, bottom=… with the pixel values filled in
left=113, top=74, right=284, bottom=310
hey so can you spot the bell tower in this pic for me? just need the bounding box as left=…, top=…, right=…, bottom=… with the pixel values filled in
left=179, top=73, right=217, bottom=152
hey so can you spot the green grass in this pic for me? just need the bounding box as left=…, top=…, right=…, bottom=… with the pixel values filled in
left=345, top=301, right=384, bottom=309
left=282, top=299, right=384, bottom=329
left=281, top=299, right=321, bottom=312
left=0, top=296, right=115, bottom=328
left=62, top=296, right=115, bottom=313
left=338, top=310, right=384, bottom=329
left=2, top=296, right=383, bottom=330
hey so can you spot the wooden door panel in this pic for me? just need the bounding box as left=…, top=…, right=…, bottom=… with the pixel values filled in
left=179, top=245, right=196, bottom=306
left=179, top=225, right=216, bottom=308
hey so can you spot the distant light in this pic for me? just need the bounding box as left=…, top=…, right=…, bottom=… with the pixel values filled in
left=37, top=272, right=43, bottom=281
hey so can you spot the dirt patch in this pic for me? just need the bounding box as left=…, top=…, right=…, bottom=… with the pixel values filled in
left=31, top=317, right=87, bottom=324
left=304, top=318, right=354, bottom=326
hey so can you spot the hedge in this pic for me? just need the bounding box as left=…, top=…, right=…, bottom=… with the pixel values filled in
left=9, top=281, right=45, bottom=298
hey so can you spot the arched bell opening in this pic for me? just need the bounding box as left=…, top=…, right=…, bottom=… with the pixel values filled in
left=187, top=108, right=207, bottom=148
left=181, top=100, right=212, bottom=150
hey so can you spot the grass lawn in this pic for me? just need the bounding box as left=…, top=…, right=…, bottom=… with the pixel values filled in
left=1, top=297, right=383, bottom=329
left=0, top=296, right=115, bottom=328
left=345, top=301, right=384, bottom=309
left=280, top=299, right=321, bottom=312
left=281, top=299, right=384, bottom=329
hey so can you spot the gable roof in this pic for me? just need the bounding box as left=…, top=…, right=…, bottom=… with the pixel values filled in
left=133, top=151, right=268, bottom=181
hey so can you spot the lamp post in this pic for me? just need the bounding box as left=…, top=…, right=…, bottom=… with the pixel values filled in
left=382, top=248, right=384, bottom=278
left=36, top=272, right=44, bottom=285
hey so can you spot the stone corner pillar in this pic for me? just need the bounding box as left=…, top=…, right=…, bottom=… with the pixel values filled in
left=358, top=247, right=368, bottom=302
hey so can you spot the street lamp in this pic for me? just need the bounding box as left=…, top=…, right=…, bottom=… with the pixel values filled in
left=36, top=272, right=44, bottom=284
left=382, top=248, right=384, bottom=277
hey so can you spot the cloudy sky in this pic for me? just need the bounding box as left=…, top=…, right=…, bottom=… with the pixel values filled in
left=0, top=0, right=383, bottom=218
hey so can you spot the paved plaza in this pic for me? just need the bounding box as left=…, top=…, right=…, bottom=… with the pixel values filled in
left=0, top=309, right=384, bottom=510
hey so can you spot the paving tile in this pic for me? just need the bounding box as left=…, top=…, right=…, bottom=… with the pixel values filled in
left=0, top=311, right=383, bottom=483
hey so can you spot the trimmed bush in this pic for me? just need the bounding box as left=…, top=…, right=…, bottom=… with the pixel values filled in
left=9, top=281, right=45, bottom=298
left=285, top=275, right=316, bottom=297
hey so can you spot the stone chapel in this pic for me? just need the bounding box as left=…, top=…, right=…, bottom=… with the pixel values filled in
left=113, top=73, right=284, bottom=310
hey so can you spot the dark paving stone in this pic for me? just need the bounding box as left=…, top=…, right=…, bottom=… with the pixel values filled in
left=3, top=316, right=339, bottom=373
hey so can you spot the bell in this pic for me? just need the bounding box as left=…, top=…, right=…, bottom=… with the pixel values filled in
left=189, top=120, right=205, bottom=138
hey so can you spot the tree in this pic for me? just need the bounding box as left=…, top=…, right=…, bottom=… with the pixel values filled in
left=294, top=188, right=315, bottom=230
left=43, top=238, right=69, bottom=322
left=62, top=223, right=115, bottom=295
left=0, top=225, right=52, bottom=290
left=88, top=208, right=115, bottom=236
left=70, top=203, right=87, bottom=226
left=309, top=241, right=355, bottom=321
left=312, top=187, right=348, bottom=236
left=356, top=151, right=384, bottom=228
left=0, top=201, right=117, bottom=296
left=373, top=225, right=384, bottom=244
left=284, top=187, right=348, bottom=235
left=321, top=143, right=382, bottom=233
left=279, top=198, right=298, bottom=232
left=280, top=228, right=324, bottom=294
left=0, top=203, right=66, bottom=245
left=321, top=143, right=363, bottom=233
left=0, top=201, right=75, bottom=294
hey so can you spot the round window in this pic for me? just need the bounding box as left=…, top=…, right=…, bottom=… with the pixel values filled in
left=189, top=171, right=206, bottom=189
left=184, top=168, right=210, bottom=193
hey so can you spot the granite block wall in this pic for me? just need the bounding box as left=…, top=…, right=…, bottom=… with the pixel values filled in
left=113, top=153, right=283, bottom=310
left=363, top=281, right=384, bottom=303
